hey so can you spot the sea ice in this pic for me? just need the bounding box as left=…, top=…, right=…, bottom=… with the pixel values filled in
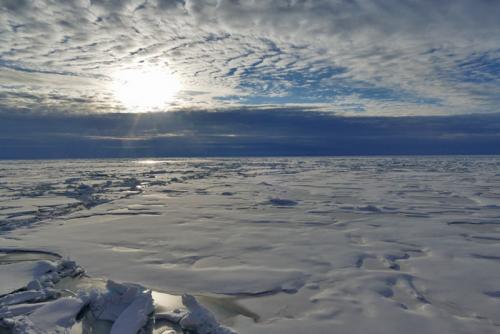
left=1, top=157, right=500, bottom=333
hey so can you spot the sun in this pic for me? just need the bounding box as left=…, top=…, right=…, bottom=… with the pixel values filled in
left=112, top=67, right=181, bottom=112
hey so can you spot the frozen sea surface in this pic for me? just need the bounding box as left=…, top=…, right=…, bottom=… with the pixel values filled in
left=1, top=157, right=500, bottom=333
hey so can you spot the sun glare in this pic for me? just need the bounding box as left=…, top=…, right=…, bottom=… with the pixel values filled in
left=112, top=67, right=181, bottom=112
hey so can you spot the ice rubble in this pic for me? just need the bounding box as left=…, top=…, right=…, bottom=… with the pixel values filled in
left=0, top=257, right=84, bottom=333
left=0, top=253, right=237, bottom=334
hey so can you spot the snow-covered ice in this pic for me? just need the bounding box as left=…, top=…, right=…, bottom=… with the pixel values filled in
left=1, top=157, right=500, bottom=333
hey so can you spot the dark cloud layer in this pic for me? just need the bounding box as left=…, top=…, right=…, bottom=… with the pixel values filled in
left=1, top=110, right=499, bottom=158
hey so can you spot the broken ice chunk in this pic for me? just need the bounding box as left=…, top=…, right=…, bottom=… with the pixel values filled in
left=57, top=259, right=84, bottom=278
left=8, top=297, right=87, bottom=334
left=0, top=289, right=59, bottom=307
left=110, top=292, right=154, bottom=334
left=0, top=302, right=49, bottom=319
left=88, top=280, right=154, bottom=323
left=32, top=261, right=58, bottom=277
left=180, top=294, right=237, bottom=334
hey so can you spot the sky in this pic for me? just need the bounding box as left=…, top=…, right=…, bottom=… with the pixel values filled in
left=1, top=0, right=499, bottom=158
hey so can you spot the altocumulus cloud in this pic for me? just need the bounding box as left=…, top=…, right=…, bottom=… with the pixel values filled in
left=0, top=0, right=499, bottom=115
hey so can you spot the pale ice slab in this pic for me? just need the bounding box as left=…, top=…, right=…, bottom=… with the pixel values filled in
left=179, top=294, right=236, bottom=334
left=8, top=297, right=86, bottom=334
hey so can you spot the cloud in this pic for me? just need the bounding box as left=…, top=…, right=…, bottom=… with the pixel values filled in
left=1, top=108, right=500, bottom=158
left=0, top=0, right=499, bottom=115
